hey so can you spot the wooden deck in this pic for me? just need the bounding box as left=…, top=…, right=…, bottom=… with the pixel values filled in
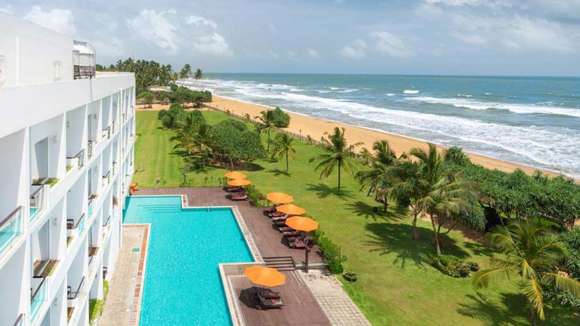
left=135, top=187, right=323, bottom=265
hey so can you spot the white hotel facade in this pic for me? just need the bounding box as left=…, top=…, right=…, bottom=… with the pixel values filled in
left=0, top=14, right=135, bottom=326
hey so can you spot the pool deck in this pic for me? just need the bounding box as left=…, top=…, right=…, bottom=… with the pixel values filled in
left=100, top=224, right=149, bottom=326
left=134, top=187, right=323, bottom=265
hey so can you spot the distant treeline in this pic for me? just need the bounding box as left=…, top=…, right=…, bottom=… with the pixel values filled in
left=96, top=58, right=203, bottom=94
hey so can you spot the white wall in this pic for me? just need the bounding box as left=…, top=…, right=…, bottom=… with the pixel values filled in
left=0, top=13, right=73, bottom=87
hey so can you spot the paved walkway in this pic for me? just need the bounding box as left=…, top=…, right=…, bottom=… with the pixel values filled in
left=298, top=270, right=371, bottom=326
left=99, top=225, right=149, bottom=326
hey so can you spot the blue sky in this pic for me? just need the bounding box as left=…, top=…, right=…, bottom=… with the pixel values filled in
left=2, top=0, right=580, bottom=76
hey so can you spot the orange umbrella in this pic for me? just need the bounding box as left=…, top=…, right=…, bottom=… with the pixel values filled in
left=276, top=204, right=306, bottom=216
left=224, top=171, right=247, bottom=179
left=266, top=192, right=294, bottom=205
left=244, top=266, right=286, bottom=287
left=285, top=216, right=319, bottom=232
left=227, top=178, right=252, bottom=187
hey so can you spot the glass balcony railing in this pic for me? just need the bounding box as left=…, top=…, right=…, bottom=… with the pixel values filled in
left=12, top=313, right=24, bottom=326
left=88, top=195, right=97, bottom=217
left=66, top=149, right=85, bottom=171
left=0, top=206, right=23, bottom=255
left=30, top=277, right=46, bottom=321
left=87, top=140, right=95, bottom=160
left=29, top=185, right=46, bottom=221
left=67, top=213, right=86, bottom=235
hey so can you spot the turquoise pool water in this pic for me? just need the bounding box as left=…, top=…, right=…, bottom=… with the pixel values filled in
left=123, top=196, right=254, bottom=326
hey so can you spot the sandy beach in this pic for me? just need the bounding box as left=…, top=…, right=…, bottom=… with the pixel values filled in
left=206, top=95, right=566, bottom=177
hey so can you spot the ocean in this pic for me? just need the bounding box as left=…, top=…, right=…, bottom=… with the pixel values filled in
left=182, top=74, right=580, bottom=178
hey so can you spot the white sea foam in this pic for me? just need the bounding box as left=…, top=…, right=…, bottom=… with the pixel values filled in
left=195, top=78, right=580, bottom=177
left=403, top=89, right=420, bottom=94
left=386, top=93, right=395, bottom=97
left=407, top=96, right=580, bottom=118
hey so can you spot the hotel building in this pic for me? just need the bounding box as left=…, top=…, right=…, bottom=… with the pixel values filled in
left=0, top=14, right=135, bottom=326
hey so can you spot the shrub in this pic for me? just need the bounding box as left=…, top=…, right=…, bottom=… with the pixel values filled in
left=246, top=185, right=266, bottom=207
left=343, top=272, right=358, bottom=282
left=431, top=255, right=478, bottom=278
left=270, top=107, right=290, bottom=128
left=314, top=231, right=347, bottom=274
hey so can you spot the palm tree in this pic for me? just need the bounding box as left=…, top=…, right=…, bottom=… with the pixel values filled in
left=473, top=219, right=580, bottom=325
left=311, top=127, right=360, bottom=193
left=356, top=141, right=398, bottom=212
left=256, top=110, right=275, bottom=152
left=194, top=68, right=203, bottom=80
left=272, top=133, right=296, bottom=172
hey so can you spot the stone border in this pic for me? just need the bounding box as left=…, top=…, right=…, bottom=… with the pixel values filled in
left=122, top=224, right=150, bottom=326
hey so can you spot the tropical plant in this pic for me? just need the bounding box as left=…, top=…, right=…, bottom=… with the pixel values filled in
left=179, top=64, right=192, bottom=79
left=255, top=110, right=275, bottom=152
left=311, top=127, right=360, bottom=193
left=356, top=140, right=398, bottom=212
left=139, top=91, right=154, bottom=108
left=194, top=68, right=203, bottom=80
left=270, top=107, right=290, bottom=128
left=271, top=133, right=296, bottom=172
left=472, top=219, right=580, bottom=325
left=208, top=120, right=265, bottom=168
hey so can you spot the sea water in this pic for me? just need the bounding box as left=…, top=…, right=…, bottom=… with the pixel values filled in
left=183, top=74, right=580, bottom=178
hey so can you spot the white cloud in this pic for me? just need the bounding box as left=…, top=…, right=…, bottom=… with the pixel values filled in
left=24, top=6, right=76, bottom=35
left=127, top=9, right=179, bottom=53
left=306, top=48, right=320, bottom=58
left=127, top=9, right=232, bottom=56
left=340, top=39, right=367, bottom=59
left=0, top=6, right=13, bottom=14
left=371, top=32, right=413, bottom=58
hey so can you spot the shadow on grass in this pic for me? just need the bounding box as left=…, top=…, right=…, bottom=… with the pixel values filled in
left=348, top=201, right=404, bottom=222
left=306, top=183, right=353, bottom=199
left=365, top=222, right=470, bottom=268
left=267, top=168, right=290, bottom=177
left=457, top=293, right=529, bottom=326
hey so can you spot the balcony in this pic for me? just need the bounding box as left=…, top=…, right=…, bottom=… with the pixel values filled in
left=102, top=171, right=111, bottom=187
left=30, top=277, right=46, bottom=321
left=102, top=126, right=111, bottom=141
left=0, top=206, right=23, bottom=254
left=67, top=277, right=85, bottom=321
left=66, top=213, right=85, bottom=244
left=66, top=149, right=85, bottom=172
left=29, top=184, right=47, bottom=221
left=102, top=214, right=111, bottom=228
left=12, top=314, right=24, bottom=326
left=88, top=246, right=99, bottom=273
left=88, top=193, right=97, bottom=217
left=33, top=258, right=60, bottom=278
left=87, top=140, right=95, bottom=160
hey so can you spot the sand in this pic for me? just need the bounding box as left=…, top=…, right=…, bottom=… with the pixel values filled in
left=206, top=95, right=567, bottom=177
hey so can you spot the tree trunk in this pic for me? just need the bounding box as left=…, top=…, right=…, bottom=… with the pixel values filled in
left=529, top=306, right=537, bottom=326
left=337, top=161, right=342, bottom=193
left=383, top=193, right=388, bottom=213
left=430, top=214, right=442, bottom=255
left=285, top=151, right=289, bottom=172
left=412, top=209, right=420, bottom=240
left=267, top=129, right=271, bottom=152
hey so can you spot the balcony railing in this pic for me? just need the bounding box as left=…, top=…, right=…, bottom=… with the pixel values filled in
left=102, top=170, right=111, bottom=187
left=112, top=161, right=117, bottom=176
left=67, top=277, right=85, bottom=301
left=102, top=214, right=111, bottom=227
left=88, top=246, right=99, bottom=272
left=102, top=126, right=111, bottom=140
left=87, top=140, right=94, bottom=160
left=29, top=185, right=46, bottom=221
left=66, top=213, right=85, bottom=240
left=0, top=206, right=23, bottom=254
left=66, top=149, right=85, bottom=171
left=88, top=194, right=97, bottom=217
left=30, top=277, right=46, bottom=321
left=12, top=313, right=24, bottom=326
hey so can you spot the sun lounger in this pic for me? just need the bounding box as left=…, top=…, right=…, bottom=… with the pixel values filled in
left=268, top=210, right=286, bottom=218
left=257, top=288, right=284, bottom=309
left=264, top=207, right=276, bottom=215
left=271, top=215, right=287, bottom=222
left=224, top=186, right=243, bottom=193
left=288, top=238, right=306, bottom=249
left=282, top=230, right=300, bottom=238
left=277, top=226, right=293, bottom=233
left=230, top=192, right=248, bottom=201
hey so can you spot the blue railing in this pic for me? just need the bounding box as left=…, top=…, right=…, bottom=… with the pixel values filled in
left=0, top=206, right=23, bottom=255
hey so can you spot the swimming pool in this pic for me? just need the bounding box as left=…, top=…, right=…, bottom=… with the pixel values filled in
left=123, top=196, right=254, bottom=326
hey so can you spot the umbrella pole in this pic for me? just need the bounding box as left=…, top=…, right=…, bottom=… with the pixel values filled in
left=305, top=247, right=310, bottom=273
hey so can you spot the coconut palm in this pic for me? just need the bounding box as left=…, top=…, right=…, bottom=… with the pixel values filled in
left=473, top=219, right=580, bottom=325
left=311, top=127, right=361, bottom=193
left=256, top=110, right=275, bottom=152
left=356, top=141, right=398, bottom=212
left=271, top=133, right=296, bottom=172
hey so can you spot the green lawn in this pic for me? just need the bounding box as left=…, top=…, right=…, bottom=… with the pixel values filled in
left=134, top=110, right=574, bottom=325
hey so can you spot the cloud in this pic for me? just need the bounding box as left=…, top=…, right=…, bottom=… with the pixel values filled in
left=127, top=9, right=232, bottom=56
left=306, top=48, right=320, bottom=58
left=371, top=32, right=413, bottom=58
left=127, top=9, right=179, bottom=53
left=340, top=39, right=367, bottom=59
left=24, top=6, right=76, bottom=35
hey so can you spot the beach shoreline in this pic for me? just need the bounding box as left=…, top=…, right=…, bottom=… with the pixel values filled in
left=206, top=95, right=573, bottom=179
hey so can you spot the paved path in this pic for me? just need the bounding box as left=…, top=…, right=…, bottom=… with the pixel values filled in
left=298, top=270, right=372, bottom=326
left=99, top=225, right=149, bottom=326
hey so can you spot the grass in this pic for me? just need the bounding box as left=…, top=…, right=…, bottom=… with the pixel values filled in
left=134, top=110, right=576, bottom=325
